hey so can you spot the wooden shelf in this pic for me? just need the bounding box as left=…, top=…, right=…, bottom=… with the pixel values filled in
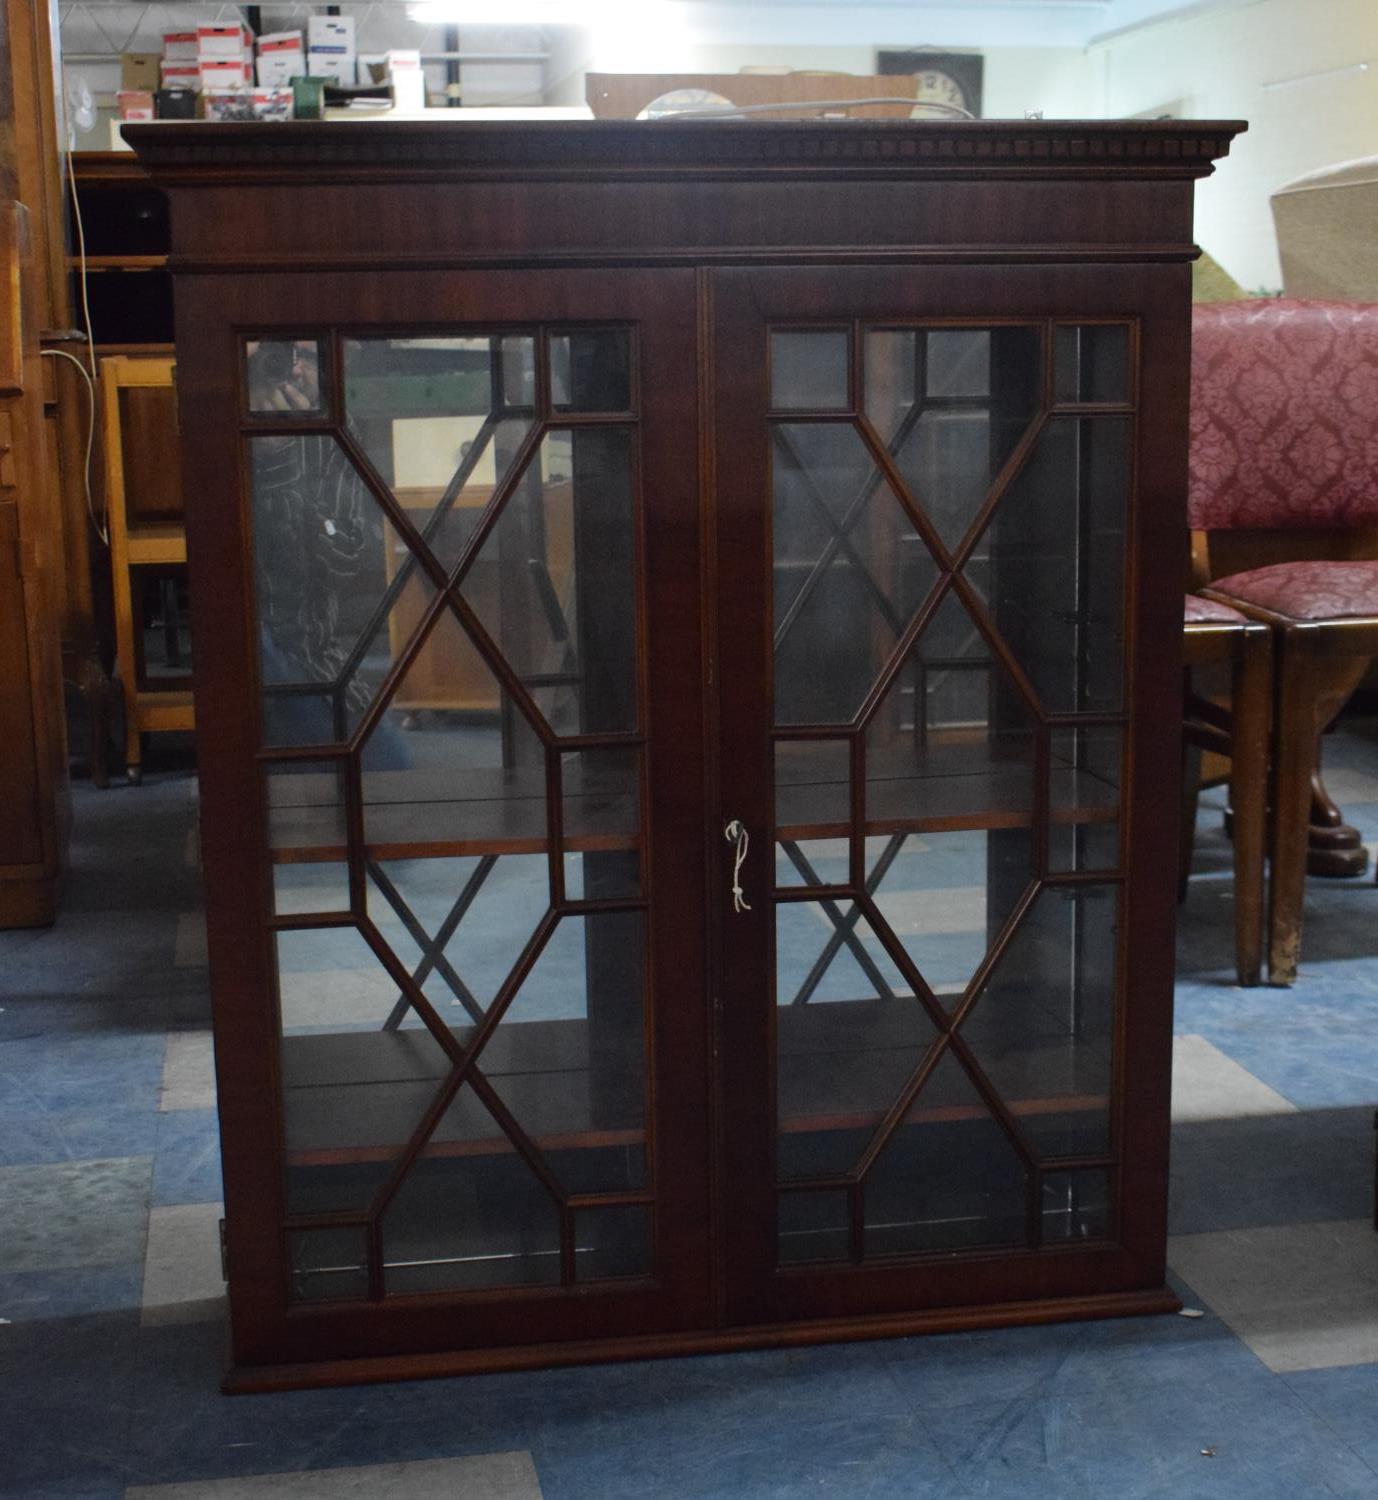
left=69, top=255, right=168, bottom=271
left=280, top=1001, right=1104, bottom=1172
left=776, top=735, right=1117, bottom=839
left=125, top=523, right=186, bottom=565
left=777, top=998, right=1109, bottom=1136
left=282, top=1020, right=643, bottom=1167
left=133, top=690, right=194, bottom=734
left=269, top=764, right=637, bottom=863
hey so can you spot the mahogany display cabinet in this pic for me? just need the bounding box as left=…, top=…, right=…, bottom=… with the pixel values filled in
left=127, top=116, right=1244, bottom=1390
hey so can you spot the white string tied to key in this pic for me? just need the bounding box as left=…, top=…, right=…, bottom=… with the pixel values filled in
left=724, top=820, right=752, bottom=913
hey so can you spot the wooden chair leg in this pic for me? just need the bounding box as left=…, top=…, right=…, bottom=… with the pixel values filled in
left=1178, top=735, right=1202, bottom=903
left=79, top=654, right=113, bottom=791
left=119, top=663, right=142, bottom=786
left=1229, top=628, right=1270, bottom=987
left=1269, top=630, right=1317, bottom=985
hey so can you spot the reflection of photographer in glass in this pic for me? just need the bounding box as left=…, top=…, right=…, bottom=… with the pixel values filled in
left=247, top=341, right=406, bottom=766
left=248, top=339, right=320, bottom=415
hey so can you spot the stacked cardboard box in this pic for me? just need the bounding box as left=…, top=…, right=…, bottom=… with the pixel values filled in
left=197, top=23, right=253, bottom=90
left=306, top=15, right=355, bottom=85
left=160, top=31, right=200, bottom=92
left=256, top=31, right=305, bottom=87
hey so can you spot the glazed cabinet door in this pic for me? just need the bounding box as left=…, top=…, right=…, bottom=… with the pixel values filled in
left=176, top=270, right=711, bottom=1370
left=711, top=265, right=1186, bottom=1329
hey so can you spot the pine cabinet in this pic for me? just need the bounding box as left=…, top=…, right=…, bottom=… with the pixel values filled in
left=128, top=116, right=1243, bottom=1389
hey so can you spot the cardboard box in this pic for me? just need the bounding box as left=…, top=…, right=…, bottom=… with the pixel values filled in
left=160, top=61, right=201, bottom=91
left=203, top=90, right=255, bottom=122
left=306, top=50, right=355, bottom=85
left=307, top=15, right=354, bottom=53
left=385, top=52, right=425, bottom=111
left=356, top=52, right=386, bottom=85
left=204, top=86, right=294, bottom=122
left=200, top=58, right=251, bottom=90
left=120, top=53, right=160, bottom=91
left=257, top=30, right=304, bottom=87
left=359, top=49, right=425, bottom=100
left=252, top=87, right=294, bottom=121
left=162, top=31, right=198, bottom=60
left=116, top=89, right=155, bottom=122
left=197, top=23, right=251, bottom=59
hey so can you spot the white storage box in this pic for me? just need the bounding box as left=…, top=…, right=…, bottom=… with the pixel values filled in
left=306, top=15, right=355, bottom=52
left=160, top=61, right=201, bottom=91
left=257, top=31, right=305, bottom=87
left=197, top=23, right=252, bottom=59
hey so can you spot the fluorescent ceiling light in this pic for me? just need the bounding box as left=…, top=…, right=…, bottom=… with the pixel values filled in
left=1261, top=61, right=1370, bottom=91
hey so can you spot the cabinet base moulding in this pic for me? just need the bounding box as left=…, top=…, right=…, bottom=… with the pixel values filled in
left=223, top=1284, right=1180, bottom=1393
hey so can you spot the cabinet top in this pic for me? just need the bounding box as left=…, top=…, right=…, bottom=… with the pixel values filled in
left=124, top=118, right=1245, bottom=186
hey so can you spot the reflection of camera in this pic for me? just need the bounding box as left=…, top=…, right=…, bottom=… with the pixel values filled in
left=248, top=341, right=294, bottom=388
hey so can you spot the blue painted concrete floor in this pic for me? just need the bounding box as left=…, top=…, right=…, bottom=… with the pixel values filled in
left=2, top=724, right=1377, bottom=1499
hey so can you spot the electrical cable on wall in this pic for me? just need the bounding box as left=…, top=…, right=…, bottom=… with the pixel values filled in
left=40, top=346, right=104, bottom=546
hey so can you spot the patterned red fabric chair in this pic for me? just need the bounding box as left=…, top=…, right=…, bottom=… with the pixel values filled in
left=1191, top=298, right=1378, bottom=983
left=1182, top=594, right=1271, bottom=986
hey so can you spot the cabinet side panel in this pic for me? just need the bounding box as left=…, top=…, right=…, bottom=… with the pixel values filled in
left=172, top=279, right=288, bottom=1362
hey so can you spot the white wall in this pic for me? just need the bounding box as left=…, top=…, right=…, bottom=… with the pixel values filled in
left=1084, top=0, right=1378, bottom=290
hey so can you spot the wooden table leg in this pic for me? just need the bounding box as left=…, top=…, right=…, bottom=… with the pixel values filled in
left=1229, top=626, right=1269, bottom=987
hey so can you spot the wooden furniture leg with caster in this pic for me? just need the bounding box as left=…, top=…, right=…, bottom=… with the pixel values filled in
left=1309, top=765, right=1370, bottom=878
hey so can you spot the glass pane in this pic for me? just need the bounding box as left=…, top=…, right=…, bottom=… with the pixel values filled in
left=868, top=829, right=1034, bottom=1009
left=267, top=750, right=351, bottom=915
left=775, top=738, right=850, bottom=832
left=866, top=590, right=1038, bottom=829
left=960, top=884, right=1119, bottom=1159
left=1043, top=1168, right=1112, bottom=1242
left=360, top=606, right=546, bottom=865
left=384, top=1136, right=563, bottom=1295
left=865, top=327, right=1042, bottom=553
left=249, top=433, right=436, bottom=748
left=275, top=924, right=451, bottom=1216
left=575, top=1205, right=651, bottom=1282
left=776, top=836, right=849, bottom=890
left=342, top=334, right=536, bottom=578
left=778, top=1188, right=851, bottom=1265
left=776, top=901, right=933, bottom=1180
left=1054, top=324, right=1130, bottom=405
left=287, top=1227, right=368, bottom=1302
left=245, top=338, right=325, bottom=417
left=965, top=417, right=1129, bottom=714
left=550, top=328, right=632, bottom=413
left=773, top=422, right=937, bottom=726
left=1049, top=724, right=1122, bottom=873
left=273, top=862, right=351, bottom=917
left=562, top=747, right=640, bottom=901
left=771, top=330, right=849, bottom=410
left=382, top=909, right=647, bottom=1290
left=864, top=1050, right=1028, bottom=1255
left=364, top=854, right=549, bottom=1026
left=464, top=427, right=637, bottom=737
left=266, top=759, right=347, bottom=863
left=775, top=738, right=851, bottom=887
